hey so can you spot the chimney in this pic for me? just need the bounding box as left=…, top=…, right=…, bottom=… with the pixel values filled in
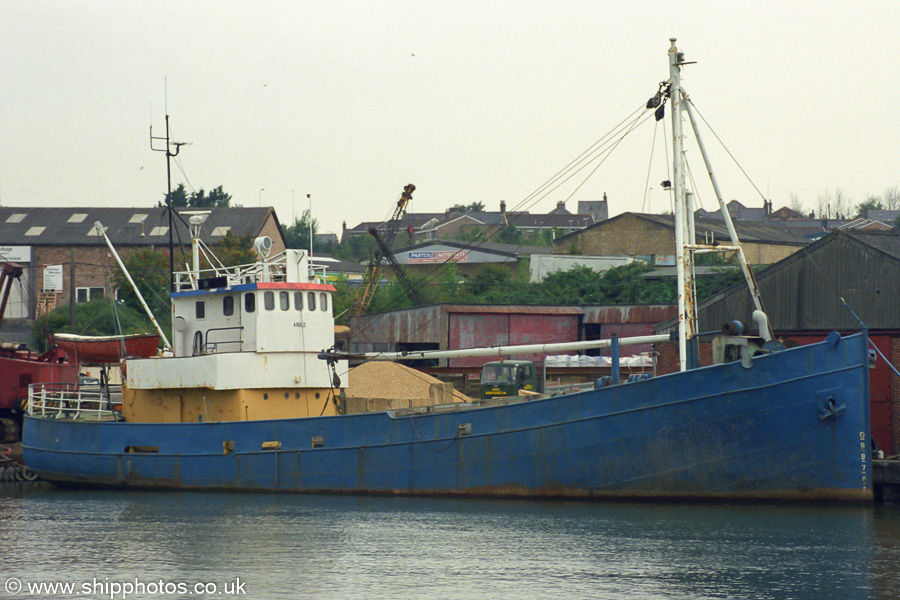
left=556, top=200, right=565, bottom=211
left=500, top=200, right=506, bottom=214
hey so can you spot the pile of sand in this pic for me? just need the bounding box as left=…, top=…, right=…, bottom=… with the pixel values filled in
left=345, top=361, right=471, bottom=413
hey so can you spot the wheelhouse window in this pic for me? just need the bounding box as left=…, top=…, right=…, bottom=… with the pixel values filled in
left=223, top=295, right=234, bottom=316
left=264, top=291, right=275, bottom=311
left=195, top=300, right=206, bottom=319
left=307, top=291, right=316, bottom=311
left=279, top=291, right=289, bottom=311
left=294, top=291, right=303, bottom=310
left=244, top=292, right=255, bottom=313
left=320, top=292, right=328, bottom=312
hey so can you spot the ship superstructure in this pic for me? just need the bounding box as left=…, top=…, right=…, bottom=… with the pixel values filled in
left=124, top=219, right=345, bottom=424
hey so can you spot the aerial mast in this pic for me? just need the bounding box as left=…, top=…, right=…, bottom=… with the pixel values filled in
left=150, top=96, right=188, bottom=291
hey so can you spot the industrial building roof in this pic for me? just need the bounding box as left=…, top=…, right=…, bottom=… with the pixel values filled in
left=0, top=206, right=280, bottom=247
left=655, top=229, right=900, bottom=333
left=556, top=212, right=811, bottom=246
left=393, top=239, right=547, bottom=260
left=345, top=206, right=596, bottom=239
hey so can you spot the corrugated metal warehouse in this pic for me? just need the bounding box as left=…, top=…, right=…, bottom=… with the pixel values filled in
left=350, top=303, right=675, bottom=368
left=655, top=230, right=900, bottom=454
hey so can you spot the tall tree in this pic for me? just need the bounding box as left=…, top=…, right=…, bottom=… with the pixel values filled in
left=113, top=248, right=171, bottom=321
left=158, top=183, right=232, bottom=208
left=832, top=188, right=852, bottom=218
left=448, top=201, right=485, bottom=213
left=331, top=233, right=377, bottom=263
left=284, top=209, right=320, bottom=252
left=495, top=224, right=524, bottom=245
left=213, top=232, right=256, bottom=266
left=816, top=188, right=852, bottom=219
left=161, top=183, right=189, bottom=207
left=883, top=186, right=900, bottom=210
left=189, top=185, right=233, bottom=208
left=853, top=197, right=884, bottom=220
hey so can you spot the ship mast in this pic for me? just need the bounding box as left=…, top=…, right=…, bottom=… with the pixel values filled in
left=669, top=38, right=694, bottom=372
left=668, top=39, right=773, bottom=372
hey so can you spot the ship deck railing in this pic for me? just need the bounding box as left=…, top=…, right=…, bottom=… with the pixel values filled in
left=387, top=385, right=602, bottom=418
left=173, top=251, right=330, bottom=292
left=202, top=326, right=244, bottom=354
left=27, top=383, right=122, bottom=422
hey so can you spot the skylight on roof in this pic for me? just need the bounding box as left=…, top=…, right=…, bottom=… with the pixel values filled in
left=87, top=226, right=108, bottom=236
left=6, top=214, right=26, bottom=223
left=211, top=226, right=231, bottom=236
left=129, top=213, right=148, bottom=224
left=25, top=226, right=45, bottom=236
left=68, top=213, right=88, bottom=223
left=149, top=226, right=169, bottom=236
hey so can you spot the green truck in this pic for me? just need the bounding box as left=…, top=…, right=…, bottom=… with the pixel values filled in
left=479, top=360, right=541, bottom=399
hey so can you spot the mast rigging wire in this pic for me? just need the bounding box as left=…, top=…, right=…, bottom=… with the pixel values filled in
left=641, top=118, right=661, bottom=214
left=350, top=102, right=659, bottom=344
left=684, top=97, right=768, bottom=204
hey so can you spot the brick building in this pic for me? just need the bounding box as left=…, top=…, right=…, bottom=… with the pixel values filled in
left=0, top=206, right=284, bottom=320
left=552, top=212, right=810, bottom=265
left=343, top=199, right=603, bottom=244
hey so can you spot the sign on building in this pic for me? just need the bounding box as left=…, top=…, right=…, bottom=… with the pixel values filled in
left=43, top=265, right=64, bottom=292
left=0, top=245, right=32, bottom=263
left=408, top=250, right=469, bottom=264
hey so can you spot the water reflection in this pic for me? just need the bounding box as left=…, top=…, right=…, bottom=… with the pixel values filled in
left=2, top=485, right=898, bottom=600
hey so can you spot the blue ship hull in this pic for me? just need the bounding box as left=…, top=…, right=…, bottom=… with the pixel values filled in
left=23, top=332, right=873, bottom=501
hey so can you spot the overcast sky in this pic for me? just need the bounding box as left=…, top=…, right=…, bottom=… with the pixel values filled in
left=2, top=1, right=898, bottom=235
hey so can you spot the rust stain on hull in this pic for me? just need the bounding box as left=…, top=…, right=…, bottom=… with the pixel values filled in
left=40, top=472, right=873, bottom=505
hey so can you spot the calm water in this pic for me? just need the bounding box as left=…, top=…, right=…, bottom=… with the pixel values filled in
left=2, top=484, right=899, bottom=600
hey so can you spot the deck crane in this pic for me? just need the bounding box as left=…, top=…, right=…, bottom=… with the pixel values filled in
left=350, top=184, right=417, bottom=317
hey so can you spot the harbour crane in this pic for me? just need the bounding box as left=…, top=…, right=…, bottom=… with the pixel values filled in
left=350, top=184, right=417, bottom=317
